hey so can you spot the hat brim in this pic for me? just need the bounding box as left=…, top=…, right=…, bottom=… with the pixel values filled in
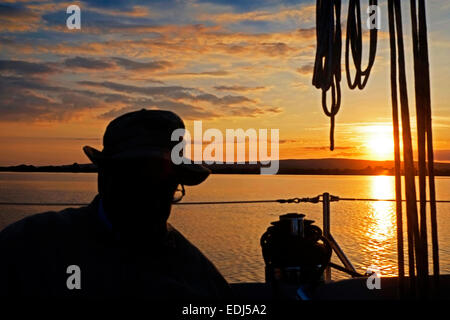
left=83, top=145, right=210, bottom=186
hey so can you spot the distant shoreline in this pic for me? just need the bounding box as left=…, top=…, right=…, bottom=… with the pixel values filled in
left=2, top=170, right=450, bottom=177
left=1, top=158, right=450, bottom=176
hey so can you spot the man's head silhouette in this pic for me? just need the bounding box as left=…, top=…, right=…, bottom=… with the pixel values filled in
left=82, top=109, right=210, bottom=244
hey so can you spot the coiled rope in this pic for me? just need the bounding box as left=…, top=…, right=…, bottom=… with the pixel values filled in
left=345, top=0, right=378, bottom=89
left=312, top=0, right=342, bottom=151
left=313, top=0, right=378, bottom=150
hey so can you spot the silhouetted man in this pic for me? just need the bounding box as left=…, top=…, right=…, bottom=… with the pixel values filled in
left=0, top=109, right=232, bottom=300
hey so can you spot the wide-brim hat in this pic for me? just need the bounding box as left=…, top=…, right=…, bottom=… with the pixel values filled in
left=83, top=109, right=210, bottom=186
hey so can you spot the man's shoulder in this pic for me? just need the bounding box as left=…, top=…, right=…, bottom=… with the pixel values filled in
left=0, top=205, right=92, bottom=245
left=166, top=223, right=232, bottom=298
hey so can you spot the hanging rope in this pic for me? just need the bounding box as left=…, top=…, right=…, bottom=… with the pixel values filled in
left=410, top=0, right=439, bottom=296
left=345, top=0, right=378, bottom=89
left=388, top=0, right=432, bottom=298
left=410, top=0, right=429, bottom=296
left=312, top=0, right=342, bottom=151
left=310, top=0, right=439, bottom=298
left=387, top=0, right=406, bottom=297
left=313, top=0, right=378, bottom=150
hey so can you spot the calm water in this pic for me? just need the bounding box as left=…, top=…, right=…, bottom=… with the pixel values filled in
left=1, top=172, right=449, bottom=283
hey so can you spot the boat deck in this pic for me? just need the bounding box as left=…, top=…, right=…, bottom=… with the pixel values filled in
left=230, top=275, right=450, bottom=300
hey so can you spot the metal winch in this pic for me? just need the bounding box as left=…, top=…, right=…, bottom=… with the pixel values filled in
left=260, top=213, right=332, bottom=288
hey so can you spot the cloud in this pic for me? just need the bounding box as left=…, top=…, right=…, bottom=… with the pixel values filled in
left=2, top=22, right=314, bottom=58
left=98, top=101, right=218, bottom=121
left=0, top=73, right=278, bottom=122
left=296, top=63, right=314, bottom=75
left=111, top=57, right=174, bottom=71
left=78, top=80, right=280, bottom=118
left=0, top=4, right=32, bottom=18
left=58, top=56, right=175, bottom=81
left=78, top=80, right=255, bottom=106
left=64, top=56, right=115, bottom=70
left=62, top=56, right=175, bottom=73
left=215, top=41, right=298, bottom=57
left=0, top=75, right=210, bottom=121
left=79, top=80, right=191, bottom=97
left=0, top=76, right=106, bottom=121
left=0, top=3, right=301, bottom=124
left=89, top=5, right=152, bottom=18
left=166, top=70, right=230, bottom=77
left=196, top=0, right=310, bottom=13
left=98, top=98, right=279, bottom=120
left=214, top=85, right=267, bottom=92
left=196, top=93, right=255, bottom=105
left=0, top=60, right=57, bottom=76
left=196, top=3, right=315, bottom=24
left=227, top=105, right=282, bottom=117
left=0, top=4, right=40, bottom=32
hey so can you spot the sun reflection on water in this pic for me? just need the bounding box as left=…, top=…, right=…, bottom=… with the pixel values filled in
left=365, top=176, right=397, bottom=275
left=369, top=176, right=395, bottom=242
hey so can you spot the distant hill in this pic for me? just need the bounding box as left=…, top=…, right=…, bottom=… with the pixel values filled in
left=1, top=158, right=450, bottom=176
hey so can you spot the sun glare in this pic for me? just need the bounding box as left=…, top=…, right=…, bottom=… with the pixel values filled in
left=364, top=126, right=394, bottom=160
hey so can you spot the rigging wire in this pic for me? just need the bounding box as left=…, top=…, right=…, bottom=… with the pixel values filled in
left=1, top=197, right=450, bottom=207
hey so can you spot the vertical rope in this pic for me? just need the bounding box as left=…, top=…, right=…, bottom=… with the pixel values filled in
left=410, top=0, right=429, bottom=297
left=410, top=0, right=440, bottom=296
left=388, top=0, right=426, bottom=297
left=387, top=0, right=405, bottom=297
left=420, top=0, right=440, bottom=294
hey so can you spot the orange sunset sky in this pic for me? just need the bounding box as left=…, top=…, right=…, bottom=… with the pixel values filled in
left=0, top=0, right=449, bottom=165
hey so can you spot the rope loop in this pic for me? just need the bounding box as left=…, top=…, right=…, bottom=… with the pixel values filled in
left=345, top=0, right=378, bottom=90
left=313, top=0, right=342, bottom=151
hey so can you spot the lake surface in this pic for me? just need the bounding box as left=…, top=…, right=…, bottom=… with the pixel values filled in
left=1, top=172, right=449, bottom=283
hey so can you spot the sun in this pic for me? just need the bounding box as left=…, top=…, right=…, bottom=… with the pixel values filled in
left=360, top=125, right=395, bottom=160
left=368, top=134, right=394, bottom=160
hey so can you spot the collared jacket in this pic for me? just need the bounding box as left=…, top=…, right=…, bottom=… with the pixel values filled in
left=0, top=195, right=232, bottom=300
